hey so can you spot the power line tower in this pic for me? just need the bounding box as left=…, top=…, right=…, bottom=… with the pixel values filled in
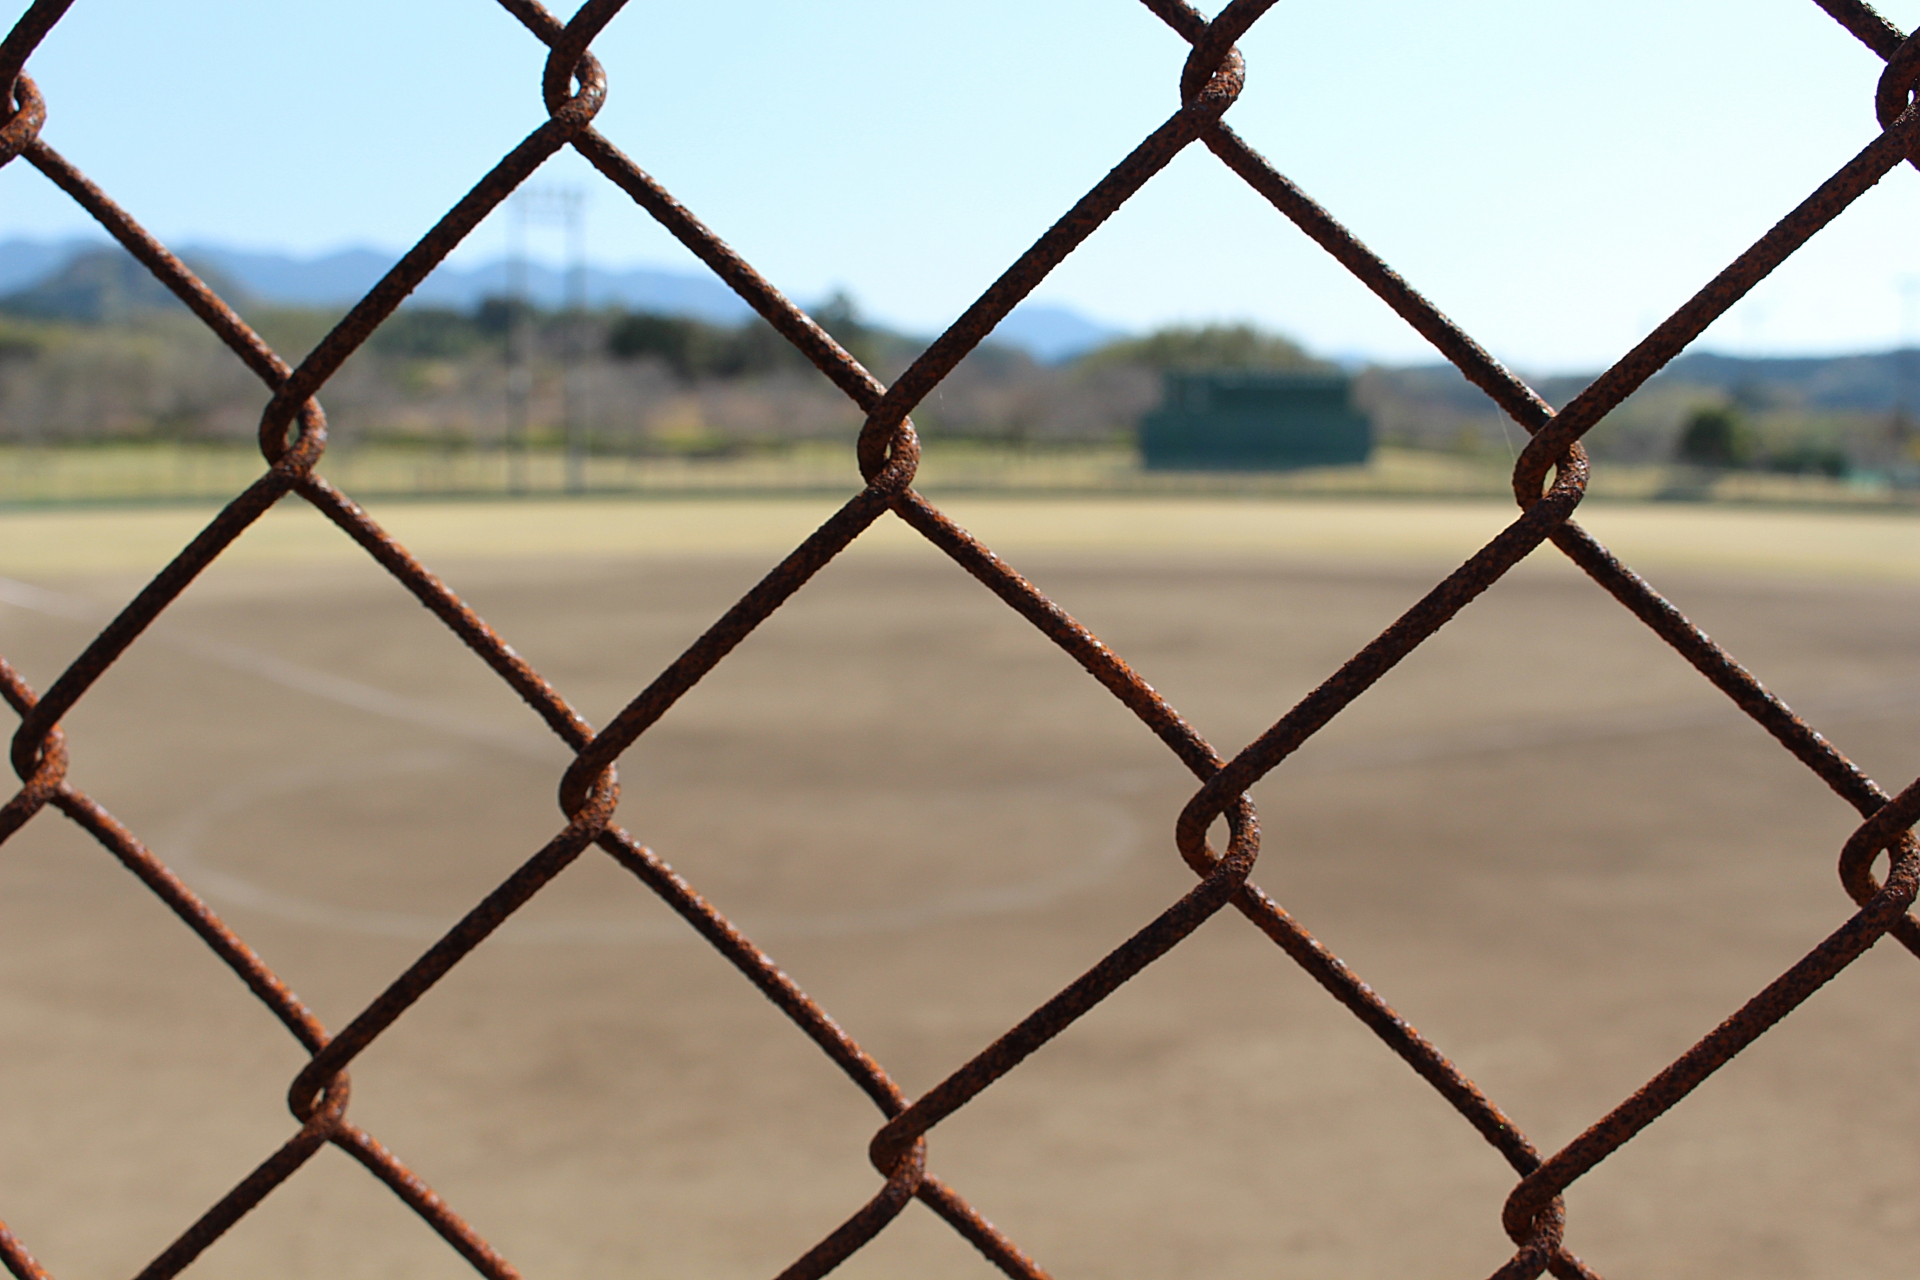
left=504, top=186, right=588, bottom=495
left=1889, top=276, right=1920, bottom=470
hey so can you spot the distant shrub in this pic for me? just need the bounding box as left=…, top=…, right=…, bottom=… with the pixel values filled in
left=472, top=295, right=536, bottom=339
left=1675, top=406, right=1753, bottom=467
left=606, top=312, right=702, bottom=374
left=1078, top=323, right=1328, bottom=372
left=368, top=307, right=487, bottom=359
left=0, top=324, right=44, bottom=363
left=1762, top=441, right=1848, bottom=477
left=607, top=311, right=807, bottom=380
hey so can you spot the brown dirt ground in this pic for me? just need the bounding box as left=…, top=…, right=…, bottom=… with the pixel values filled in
left=1, top=496, right=1916, bottom=1279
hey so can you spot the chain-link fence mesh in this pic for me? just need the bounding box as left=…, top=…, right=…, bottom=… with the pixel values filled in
left=3, top=2, right=1919, bottom=1277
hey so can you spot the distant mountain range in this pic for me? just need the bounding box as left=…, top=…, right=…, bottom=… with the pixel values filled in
left=9, top=237, right=1916, bottom=399
left=1644, top=350, right=1920, bottom=412
left=0, top=237, right=1128, bottom=363
left=1369, top=350, right=1920, bottom=417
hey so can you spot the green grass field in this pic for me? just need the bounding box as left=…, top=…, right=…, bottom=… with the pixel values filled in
left=3, top=489, right=1917, bottom=584
left=2, top=440, right=1909, bottom=510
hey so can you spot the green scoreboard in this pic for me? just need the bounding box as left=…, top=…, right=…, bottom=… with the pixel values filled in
left=1140, top=370, right=1373, bottom=471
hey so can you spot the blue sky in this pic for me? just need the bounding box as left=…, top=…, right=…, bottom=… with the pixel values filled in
left=4, top=0, right=1919, bottom=370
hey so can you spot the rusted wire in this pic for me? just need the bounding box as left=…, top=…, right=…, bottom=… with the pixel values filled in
left=2, top=3, right=1918, bottom=1278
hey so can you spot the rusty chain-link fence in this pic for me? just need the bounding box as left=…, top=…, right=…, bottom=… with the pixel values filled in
left=3, top=1, right=1919, bottom=1276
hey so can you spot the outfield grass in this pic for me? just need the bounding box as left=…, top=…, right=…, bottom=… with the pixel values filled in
left=2, top=440, right=1907, bottom=510
left=1, top=491, right=1916, bottom=587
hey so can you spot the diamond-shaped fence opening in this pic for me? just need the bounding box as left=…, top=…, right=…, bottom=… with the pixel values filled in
left=3, top=1, right=1920, bottom=1277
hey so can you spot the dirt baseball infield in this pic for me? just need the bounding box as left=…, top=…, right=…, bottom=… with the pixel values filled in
left=1, top=496, right=1915, bottom=1279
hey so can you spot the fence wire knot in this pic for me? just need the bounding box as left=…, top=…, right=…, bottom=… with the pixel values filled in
left=0, top=72, right=41, bottom=165
left=1877, top=28, right=1920, bottom=168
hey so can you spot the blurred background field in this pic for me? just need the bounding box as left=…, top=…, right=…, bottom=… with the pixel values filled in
left=5, top=236, right=1918, bottom=1280
left=6, top=246, right=1915, bottom=1275
left=3, top=242, right=1919, bottom=510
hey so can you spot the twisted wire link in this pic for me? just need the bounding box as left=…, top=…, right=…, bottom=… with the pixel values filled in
left=0, top=1, right=1916, bottom=1277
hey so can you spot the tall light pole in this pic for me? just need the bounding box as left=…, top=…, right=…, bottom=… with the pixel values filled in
left=504, top=186, right=587, bottom=495
left=1897, top=276, right=1919, bottom=457
left=505, top=196, right=530, bottom=494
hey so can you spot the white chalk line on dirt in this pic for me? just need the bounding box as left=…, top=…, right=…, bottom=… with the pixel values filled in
left=150, top=749, right=1145, bottom=945
left=11, top=575, right=1913, bottom=779
left=7, top=575, right=1916, bottom=942
left=0, top=576, right=560, bottom=762
left=1, top=577, right=1147, bottom=942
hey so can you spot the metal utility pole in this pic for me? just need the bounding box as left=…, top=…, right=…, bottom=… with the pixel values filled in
left=1897, top=276, right=1920, bottom=456
left=505, top=199, right=532, bottom=495
left=562, top=190, right=587, bottom=494
left=503, top=186, right=588, bottom=496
